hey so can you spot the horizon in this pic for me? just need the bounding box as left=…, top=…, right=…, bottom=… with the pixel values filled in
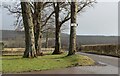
left=1, top=30, right=118, bottom=36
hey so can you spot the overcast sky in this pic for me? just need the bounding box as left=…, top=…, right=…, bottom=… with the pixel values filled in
left=0, top=0, right=119, bottom=36
left=63, top=2, right=118, bottom=36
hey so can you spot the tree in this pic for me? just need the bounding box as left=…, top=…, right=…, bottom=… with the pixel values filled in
left=68, top=2, right=77, bottom=56
left=52, top=2, right=62, bottom=54
left=33, top=2, right=43, bottom=56
left=21, top=2, right=37, bottom=58
left=3, top=2, right=55, bottom=56
left=52, top=1, right=96, bottom=55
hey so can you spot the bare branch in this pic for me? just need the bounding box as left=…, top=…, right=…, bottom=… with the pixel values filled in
left=42, top=10, right=55, bottom=28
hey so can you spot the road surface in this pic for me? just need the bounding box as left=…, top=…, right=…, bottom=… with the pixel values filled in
left=78, top=52, right=119, bottom=67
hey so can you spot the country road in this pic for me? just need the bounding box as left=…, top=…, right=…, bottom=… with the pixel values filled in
left=77, top=52, right=119, bottom=74
left=78, top=52, right=120, bottom=76
left=77, top=52, right=119, bottom=67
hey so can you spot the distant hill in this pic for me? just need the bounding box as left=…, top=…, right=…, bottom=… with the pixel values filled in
left=61, top=33, right=118, bottom=48
left=1, top=30, right=25, bottom=41
left=1, top=30, right=118, bottom=48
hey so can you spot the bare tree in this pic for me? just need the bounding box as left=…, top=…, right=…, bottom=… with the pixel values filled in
left=52, top=2, right=62, bottom=54
left=33, top=2, right=43, bottom=56
left=3, top=2, right=55, bottom=56
left=21, top=1, right=37, bottom=58
left=68, top=1, right=77, bottom=56
left=52, top=1, right=96, bottom=55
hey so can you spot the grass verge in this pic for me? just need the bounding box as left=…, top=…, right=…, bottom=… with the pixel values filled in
left=0, top=59, right=2, bottom=72
left=2, top=52, right=95, bottom=73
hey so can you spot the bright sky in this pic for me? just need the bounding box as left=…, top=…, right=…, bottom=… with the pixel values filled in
left=0, top=0, right=119, bottom=2
left=63, top=1, right=119, bottom=36
left=0, top=0, right=119, bottom=36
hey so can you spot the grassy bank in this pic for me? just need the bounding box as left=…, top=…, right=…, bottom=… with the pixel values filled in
left=80, top=44, right=119, bottom=57
left=0, top=60, right=2, bottom=72
left=2, top=52, right=95, bottom=73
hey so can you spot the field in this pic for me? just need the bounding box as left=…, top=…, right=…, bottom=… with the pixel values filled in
left=2, top=45, right=119, bottom=57
left=2, top=48, right=55, bottom=56
left=1, top=30, right=118, bottom=49
left=2, top=52, right=95, bottom=73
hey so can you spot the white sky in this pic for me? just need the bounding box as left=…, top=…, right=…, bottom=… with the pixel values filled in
left=0, top=1, right=2, bottom=30
left=97, top=0, right=119, bottom=2
left=63, top=2, right=118, bottom=36
left=0, top=0, right=119, bottom=36
left=79, top=2, right=118, bottom=36
left=0, top=0, right=119, bottom=2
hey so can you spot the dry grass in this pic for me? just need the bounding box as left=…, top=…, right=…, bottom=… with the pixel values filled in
left=2, top=48, right=55, bottom=56
left=4, top=48, right=54, bottom=51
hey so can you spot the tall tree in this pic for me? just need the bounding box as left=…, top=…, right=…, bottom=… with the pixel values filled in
left=21, top=2, right=37, bottom=58
left=52, top=2, right=62, bottom=54
left=34, top=2, right=43, bottom=56
left=68, top=2, right=77, bottom=56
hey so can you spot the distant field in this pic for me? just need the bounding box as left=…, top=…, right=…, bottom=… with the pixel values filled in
left=1, top=30, right=118, bottom=49
left=2, top=48, right=55, bottom=56
left=2, top=44, right=120, bottom=58
left=3, top=48, right=54, bottom=51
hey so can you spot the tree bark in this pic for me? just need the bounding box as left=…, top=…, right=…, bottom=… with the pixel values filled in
left=21, top=2, right=37, bottom=58
left=45, top=29, right=49, bottom=48
left=52, top=2, right=62, bottom=54
left=68, top=2, right=77, bottom=56
left=34, top=2, right=43, bottom=56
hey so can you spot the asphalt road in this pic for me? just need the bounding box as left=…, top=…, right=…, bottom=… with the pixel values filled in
left=77, top=52, right=119, bottom=67
left=78, top=52, right=119, bottom=75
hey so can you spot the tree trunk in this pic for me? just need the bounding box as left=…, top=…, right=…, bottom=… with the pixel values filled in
left=21, top=2, right=37, bottom=58
left=52, top=2, right=62, bottom=54
left=34, top=2, right=43, bottom=56
left=68, top=2, right=77, bottom=56
left=45, top=29, right=49, bottom=48
left=53, top=28, right=61, bottom=54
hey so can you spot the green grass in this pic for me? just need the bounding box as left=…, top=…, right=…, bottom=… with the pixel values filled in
left=2, top=52, right=95, bottom=73
left=0, top=60, right=2, bottom=72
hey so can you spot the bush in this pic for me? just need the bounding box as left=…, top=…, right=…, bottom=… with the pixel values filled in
left=0, top=42, right=4, bottom=50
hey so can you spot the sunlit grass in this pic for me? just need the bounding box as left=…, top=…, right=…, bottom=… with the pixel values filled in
left=2, top=52, right=95, bottom=73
